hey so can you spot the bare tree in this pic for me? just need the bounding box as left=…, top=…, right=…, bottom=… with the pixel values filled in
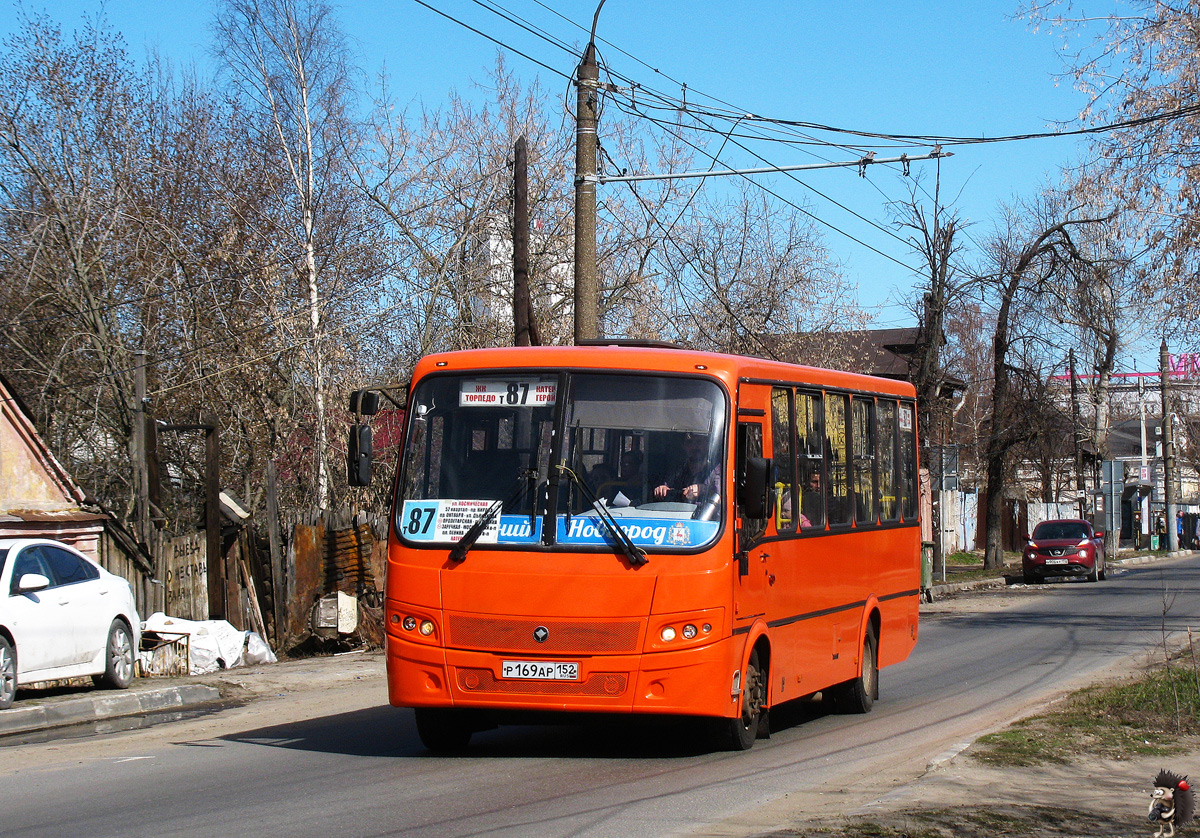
left=1022, top=1, right=1200, bottom=337
left=978, top=198, right=1112, bottom=568
left=212, top=0, right=358, bottom=508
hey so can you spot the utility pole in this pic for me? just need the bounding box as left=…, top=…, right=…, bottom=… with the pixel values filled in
left=513, top=135, right=536, bottom=347
left=1069, top=349, right=1085, bottom=519
left=133, top=350, right=150, bottom=548
left=573, top=41, right=600, bottom=343
left=1162, top=339, right=1179, bottom=552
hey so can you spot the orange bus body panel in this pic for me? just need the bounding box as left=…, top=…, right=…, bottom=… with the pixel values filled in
left=384, top=345, right=920, bottom=722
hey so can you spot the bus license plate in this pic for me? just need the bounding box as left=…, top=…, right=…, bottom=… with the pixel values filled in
left=501, top=661, right=579, bottom=681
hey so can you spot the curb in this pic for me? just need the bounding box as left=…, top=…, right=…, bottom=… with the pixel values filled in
left=0, top=683, right=223, bottom=737
left=923, top=550, right=1194, bottom=600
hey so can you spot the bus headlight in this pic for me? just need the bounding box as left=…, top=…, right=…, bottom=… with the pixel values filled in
left=647, top=609, right=723, bottom=651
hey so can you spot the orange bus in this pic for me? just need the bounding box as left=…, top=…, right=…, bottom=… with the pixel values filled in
left=357, top=343, right=921, bottom=751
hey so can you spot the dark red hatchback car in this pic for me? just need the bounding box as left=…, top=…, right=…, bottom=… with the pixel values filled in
left=1022, top=519, right=1106, bottom=584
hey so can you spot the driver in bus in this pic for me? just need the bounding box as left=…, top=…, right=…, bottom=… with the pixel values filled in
left=654, top=432, right=720, bottom=502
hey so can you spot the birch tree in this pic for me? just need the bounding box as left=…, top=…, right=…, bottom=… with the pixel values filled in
left=212, top=0, right=357, bottom=509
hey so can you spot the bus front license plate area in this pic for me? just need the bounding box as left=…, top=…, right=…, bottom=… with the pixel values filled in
left=501, top=661, right=579, bottom=681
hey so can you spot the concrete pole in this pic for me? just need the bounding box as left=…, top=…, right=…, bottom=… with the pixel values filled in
left=573, top=42, right=600, bottom=343
left=1162, top=340, right=1179, bottom=552
left=513, top=135, right=533, bottom=347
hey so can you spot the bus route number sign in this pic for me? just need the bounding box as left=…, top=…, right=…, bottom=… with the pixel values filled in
left=501, top=660, right=579, bottom=681
left=459, top=379, right=557, bottom=407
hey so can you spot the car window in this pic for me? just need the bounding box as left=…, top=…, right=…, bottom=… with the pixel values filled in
left=0, top=548, right=7, bottom=579
left=9, top=548, right=51, bottom=595
left=40, top=546, right=99, bottom=586
left=1033, top=522, right=1087, bottom=540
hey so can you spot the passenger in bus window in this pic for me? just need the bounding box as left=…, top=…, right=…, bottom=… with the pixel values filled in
left=587, top=462, right=614, bottom=495
left=654, top=432, right=719, bottom=502
left=801, top=468, right=825, bottom=528
left=600, top=450, right=646, bottom=506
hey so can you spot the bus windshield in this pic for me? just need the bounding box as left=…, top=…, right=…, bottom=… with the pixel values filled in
left=396, top=371, right=727, bottom=552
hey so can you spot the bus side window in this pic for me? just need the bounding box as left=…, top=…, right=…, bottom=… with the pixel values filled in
left=797, top=391, right=825, bottom=530
left=878, top=400, right=899, bottom=521
left=737, top=422, right=767, bottom=542
left=771, top=388, right=795, bottom=532
left=899, top=402, right=918, bottom=520
left=825, top=394, right=851, bottom=526
left=852, top=398, right=877, bottom=525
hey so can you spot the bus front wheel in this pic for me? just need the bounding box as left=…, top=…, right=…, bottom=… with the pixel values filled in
left=722, top=648, right=766, bottom=751
left=414, top=708, right=472, bottom=752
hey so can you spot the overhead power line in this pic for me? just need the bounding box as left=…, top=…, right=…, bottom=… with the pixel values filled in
left=598, top=149, right=951, bottom=184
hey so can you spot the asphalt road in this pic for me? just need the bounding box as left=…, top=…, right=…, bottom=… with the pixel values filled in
left=1, top=556, right=1197, bottom=838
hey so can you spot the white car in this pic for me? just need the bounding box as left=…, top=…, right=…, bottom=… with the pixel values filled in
left=0, top=538, right=141, bottom=709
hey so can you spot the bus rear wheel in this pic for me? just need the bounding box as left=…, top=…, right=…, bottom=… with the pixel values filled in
left=414, top=708, right=473, bottom=752
left=722, top=648, right=766, bottom=751
left=832, top=626, right=877, bottom=714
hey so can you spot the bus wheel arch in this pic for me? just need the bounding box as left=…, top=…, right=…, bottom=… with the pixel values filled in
left=721, top=633, right=770, bottom=751
left=832, top=609, right=880, bottom=714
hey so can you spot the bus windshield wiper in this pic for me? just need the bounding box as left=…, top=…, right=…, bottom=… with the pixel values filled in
left=558, top=465, right=648, bottom=567
left=449, top=470, right=537, bottom=563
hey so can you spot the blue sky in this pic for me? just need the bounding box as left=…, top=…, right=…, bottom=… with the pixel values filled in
left=5, top=1, right=1119, bottom=355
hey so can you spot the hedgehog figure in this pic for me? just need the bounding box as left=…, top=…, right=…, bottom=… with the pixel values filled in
left=1149, top=769, right=1195, bottom=838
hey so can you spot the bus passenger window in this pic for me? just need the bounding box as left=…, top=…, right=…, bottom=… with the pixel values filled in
left=797, top=392, right=825, bottom=530
left=878, top=400, right=899, bottom=521
left=900, top=403, right=918, bottom=520
left=825, top=394, right=851, bottom=526
left=771, top=388, right=795, bottom=532
left=852, top=398, right=877, bottom=525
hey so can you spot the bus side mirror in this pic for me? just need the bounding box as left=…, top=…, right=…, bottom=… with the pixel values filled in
left=348, top=425, right=373, bottom=486
left=739, top=456, right=771, bottom=519
left=350, top=390, right=380, bottom=416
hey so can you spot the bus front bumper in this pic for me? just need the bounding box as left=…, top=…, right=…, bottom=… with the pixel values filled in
left=387, top=632, right=742, bottom=718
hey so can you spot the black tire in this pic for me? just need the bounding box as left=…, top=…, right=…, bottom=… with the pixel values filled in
left=1086, top=562, right=1099, bottom=583
left=414, top=708, right=473, bottom=752
left=833, top=626, right=877, bottom=714
left=722, top=647, right=765, bottom=751
left=0, top=636, right=15, bottom=710
left=96, top=620, right=135, bottom=690
left=1098, top=556, right=1107, bottom=581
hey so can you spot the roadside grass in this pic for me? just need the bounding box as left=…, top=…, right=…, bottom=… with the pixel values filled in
left=930, top=550, right=1020, bottom=584
left=970, top=655, right=1200, bottom=766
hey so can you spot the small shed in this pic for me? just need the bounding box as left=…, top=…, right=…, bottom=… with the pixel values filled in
left=0, top=375, right=155, bottom=613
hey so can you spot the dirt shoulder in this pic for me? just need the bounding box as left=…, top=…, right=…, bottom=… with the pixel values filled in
left=758, top=566, right=1200, bottom=838
left=758, top=740, right=1200, bottom=837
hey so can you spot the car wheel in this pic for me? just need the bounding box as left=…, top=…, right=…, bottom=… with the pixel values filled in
left=0, top=637, right=15, bottom=710
left=97, top=620, right=135, bottom=690
left=1099, top=556, right=1107, bottom=581
left=1086, top=561, right=1099, bottom=583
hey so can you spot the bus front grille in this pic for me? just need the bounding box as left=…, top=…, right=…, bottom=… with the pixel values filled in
left=447, top=615, right=640, bottom=653
left=457, top=668, right=628, bottom=696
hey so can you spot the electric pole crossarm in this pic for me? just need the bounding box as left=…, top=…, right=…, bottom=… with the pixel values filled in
left=598, top=150, right=952, bottom=184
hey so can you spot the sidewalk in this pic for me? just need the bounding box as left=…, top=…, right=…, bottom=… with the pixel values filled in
left=0, top=648, right=384, bottom=738
left=1, top=550, right=1189, bottom=739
